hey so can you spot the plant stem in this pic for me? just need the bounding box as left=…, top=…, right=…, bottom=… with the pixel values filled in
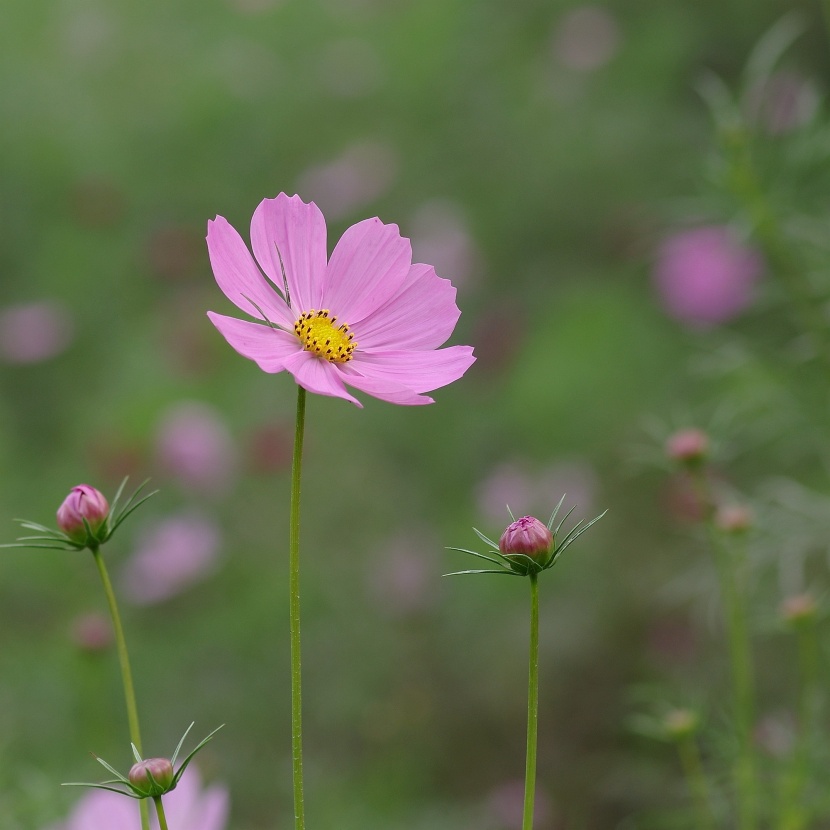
left=290, top=385, right=307, bottom=830
left=676, top=734, right=717, bottom=830
left=91, top=546, right=150, bottom=830
left=522, top=573, right=540, bottom=830
left=780, top=617, right=820, bottom=830
left=154, top=795, right=170, bottom=830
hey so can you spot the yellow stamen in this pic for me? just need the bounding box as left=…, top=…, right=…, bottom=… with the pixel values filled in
left=293, top=309, right=357, bottom=363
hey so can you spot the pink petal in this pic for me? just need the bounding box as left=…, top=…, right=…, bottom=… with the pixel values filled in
left=207, top=311, right=301, bottom=373
left=351, top=346, right=475, bottom=393
left=250, top=194, right=327, bottom=313
left=207, top=217, right=294, bottom=328
left=338, top=365, right=434, bottom=405
left=322, top=218, right=412, bottom=323
left=353, top=263, right=461, bottom=350
left=282, top=350, right=363, bottom=406
left=186, top=786, right=231, bottom=830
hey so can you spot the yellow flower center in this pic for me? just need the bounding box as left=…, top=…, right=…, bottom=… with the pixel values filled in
left=293, top=309, right=357, bottom=363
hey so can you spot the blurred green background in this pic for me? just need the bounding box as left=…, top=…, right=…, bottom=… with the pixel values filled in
left=1, top=0, right=829, bottom=827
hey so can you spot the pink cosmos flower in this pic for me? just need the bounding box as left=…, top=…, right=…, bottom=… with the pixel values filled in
left=49, top=766, right=229, bottom=830
left=653, top=226, right=763, bottom=328
left=206, top=193, right=475, bottom=407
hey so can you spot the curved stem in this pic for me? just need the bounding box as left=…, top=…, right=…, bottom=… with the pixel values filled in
left=522, top=573, right=540, bottom=830
left=153, top=795, right=170, bottom=830
left=91, top=547, right=150, bottom=830
left=290, top=385, right=307, bottom=830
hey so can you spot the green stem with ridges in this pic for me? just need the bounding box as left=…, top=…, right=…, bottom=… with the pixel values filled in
left=153, top=795, right=170, bottom=830
left=91, top=546, right=150, bottom=830
left=290, top=385, right=307, bottom=830
left=522, top=572, right=540, bottom=830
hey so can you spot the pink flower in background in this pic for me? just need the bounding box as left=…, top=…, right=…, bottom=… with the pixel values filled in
left=207, top=193, right=475, bottom=407
left=653, top=226, right=763, bottom=328
left=0, top=301, right=74, bottom=364
left=121, top=513, right=221, bottom=605
left=747, top=69, right=818, bottom=135
left=155, top=401, right=238, bottom=497
left=50, top=767, right=229, bottom=830
left=409, top=200, right=479, bottom=289
left=296, top=141, right=397, bottom=221
left=367, top=531, right=438, bottom=617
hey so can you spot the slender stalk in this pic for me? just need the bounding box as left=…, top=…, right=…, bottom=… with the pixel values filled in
left=91, top=546, right=150, bottom=830
left=690, top=473, right=756, bottom=830
left=153, top=796, right=170, bottom=830
left=522, top=573, right=540, bottom=830
left=290, top=385, right=307, bottom=830
left=780, top=616, right=820, bottom=830
left=676, top=734, right=717, bottom=830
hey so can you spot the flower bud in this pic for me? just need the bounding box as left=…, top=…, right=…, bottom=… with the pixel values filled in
left=56, top=485, right=109, bottom=544
left=665, top=428, right=709, bottom=465
left=128, top=757, right=175, bottom=797
left=780, top=593, right=817, bottom=626
left=663, top=708, right=698, bottom=741
left=715, top=504, right=752, bottom=534
left=499, top=516, right=554, bottom=565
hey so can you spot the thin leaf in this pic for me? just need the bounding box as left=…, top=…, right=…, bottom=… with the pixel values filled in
left=556, top=510, right=608, bottom=554
left=62, top=783, right=140, bottom=798
left=108, top=477, right=130, bottom=519
left=94, top=756, right=127, bottom=781
left=170, top=722, right=195, bottom=766
left=443, top=569, right=520, bottom=576
left=552, top=504, right=577, bottom=537
left=547, top=494, right=567, bottom=530
left=472, top=527, right=499, bottom=550
left=445, top=546, right=505, bottom=566
left=131, top=743, right=142, bottom=763
left=506, top=504, right=516, bottom=522
left=172, top=725, right=225, bottom=783
left=15, top=520, right=58, bottom=534
left=0, top=542, right=78, bottom=551
left=275, top=243, right=291, bottom=308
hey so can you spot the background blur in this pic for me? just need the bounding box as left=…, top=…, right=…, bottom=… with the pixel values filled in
left=2, top=0, right=829, bottom=827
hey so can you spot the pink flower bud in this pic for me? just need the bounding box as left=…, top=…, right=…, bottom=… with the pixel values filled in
left=499, top=516, right=553, bottom=561
left=129, top=757, right=175, bottom=797
left=715, top=504, right=752, bottom=533
left=56, top=485, right=109, bottom=543
left=780, top=593, right=817, bottom=626
left=665, top=428, right=709, bottom=465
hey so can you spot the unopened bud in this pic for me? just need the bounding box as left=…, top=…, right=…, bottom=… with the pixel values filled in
left=128, top=757, right=175, bottom=797
left=665, top=429, right=709, bottom=465
left=499, top=516, right=553, bottom=565
left=715, top=504, right=752, bottom=534
left=780, top=593, right=817, bottom=626
left=663, top=708, right=698, bottom=740
left=56, top=485, right=109, bottom=544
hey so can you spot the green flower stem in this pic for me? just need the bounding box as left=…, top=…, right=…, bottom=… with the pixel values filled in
left=290, top=385, right=307, bottom=830
left=153, top=796, right=170, bottom=830
left=676, top=734, right=717, bottom=830
left=522, top=572, right=540, bottom=830
left=780, top=618, right=820, bottom=830
left=691, top=473, right=756, bottom=830
left=90, top=546, right=150, bottom=830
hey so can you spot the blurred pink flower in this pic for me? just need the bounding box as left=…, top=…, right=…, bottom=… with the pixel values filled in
left=49, top=766, right=229, bottom=830
left=121, top=513, right=221, bottom=605
left=0, top=301, right=74, bottom=364
left=207, top=192, right=475, bottom=407
left=295, top=141, right=398, bottom=221
left=747, top=69, right=818, bottom=135
left=552, top=6, right=620, bottom=72
left=70, top=611, right=113, bottom=652
left=409, top=200, right=479, bottom=288
left=155, top=401, right=238, bottom=497
left=653, top=226, right=763, bottom=328
left=476, top=460, right=597, bottom=523
left=367, top=531, right=438, bottom=617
